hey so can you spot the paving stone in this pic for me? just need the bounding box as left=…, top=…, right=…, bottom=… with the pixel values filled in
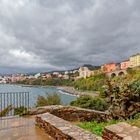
left=102, top=122, right=140, bottom=140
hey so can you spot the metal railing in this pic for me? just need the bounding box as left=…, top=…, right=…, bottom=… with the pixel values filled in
left=0, top=92, right=29, bottom=117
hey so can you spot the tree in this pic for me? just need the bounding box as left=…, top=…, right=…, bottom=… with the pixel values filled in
left=36, top=93, right=61, bottom=107
left=104, top=79, right=140, bottom=119
left=70, top=96, right=108, bottom=111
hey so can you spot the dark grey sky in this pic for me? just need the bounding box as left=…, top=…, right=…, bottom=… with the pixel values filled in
left=0, top=0, right=140, bottom=74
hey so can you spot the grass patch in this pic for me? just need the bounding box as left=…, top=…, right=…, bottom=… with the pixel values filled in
left=77, top=114, right=140, bottom=136
left=77, top=120, right=121, bottom=136
left=127, top=118, right=140, bottom=128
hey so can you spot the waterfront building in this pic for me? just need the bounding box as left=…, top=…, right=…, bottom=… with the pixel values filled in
left=101, top=63, right=116, bottom=73
left=121, top=60, right=130, bottom=70
left=11, top=76, right=22, bottom=83
left=79, top=67, right=94, bottom=78
left=34, top=73, right=41, bottom=78
left=65, top=71, right=69, bottom=75
left=53, top=72, right=59, bottom=76
left=58, top=74, right=63, bottom=78
left=45, top=74, right=52, bottom=78
left=63, top=74, right=69, bottom=80
left=28, top=75, right=35, bottom=79
left=129, top=53, right=140, bottom=67
left=0, top=78, right=6, bottom=84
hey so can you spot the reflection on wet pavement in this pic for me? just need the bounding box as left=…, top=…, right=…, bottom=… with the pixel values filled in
left=0, top=116, right=54, bottom=140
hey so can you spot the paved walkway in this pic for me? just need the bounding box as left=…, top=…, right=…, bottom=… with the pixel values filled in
left=0, top=116, right=53, bottom=140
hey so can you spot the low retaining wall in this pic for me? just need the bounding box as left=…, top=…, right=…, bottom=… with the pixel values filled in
left=36, top=113, right=102, bottom=140
left=33, top=106, right=140, bottom=140
left=102, top=122, right=140, bottom=140
left=30, top=105, right=110, bottom=122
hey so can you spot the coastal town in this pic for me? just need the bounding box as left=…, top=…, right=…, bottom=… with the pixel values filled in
left=1, top=52, right=140, bottom=84
left=1, top=1, right=140, bottom=140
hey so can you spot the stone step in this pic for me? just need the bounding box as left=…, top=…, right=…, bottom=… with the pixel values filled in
left=36, top=112, right=102, bottom=140
left=102, top=122, right=140, bottom=140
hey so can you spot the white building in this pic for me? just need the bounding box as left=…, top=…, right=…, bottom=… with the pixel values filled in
left=79, top=67, right=94, bottom=79
left=34, top=73, right=41, bottom=78
left=129, top=53, right=140, bottom=68
left=0, top=78, right=6, bottom=84
left=64, top=71, right=69, bottom=75
left=45, top=74, right=52, bottom=78
left=63, top=74, right=69, bottom=80
left=53, top=72, right=59, bottom=75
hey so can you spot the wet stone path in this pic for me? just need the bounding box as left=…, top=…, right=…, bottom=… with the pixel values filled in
left=0, top=116, right=54, bottom=140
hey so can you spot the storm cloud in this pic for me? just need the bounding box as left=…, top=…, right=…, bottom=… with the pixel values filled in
left=0, top=0, right=140, bottom=74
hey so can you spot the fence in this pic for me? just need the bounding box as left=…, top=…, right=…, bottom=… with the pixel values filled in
left=0, top=92, right=29, bottom=117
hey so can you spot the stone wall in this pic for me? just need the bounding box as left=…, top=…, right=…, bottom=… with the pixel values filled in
left=30, top=105, right=110, bottom=122
left=36, top=113, right=102, bottom=140
left=102, top=122, right=140, bottom=140
left=33, top=106, right=140, bottom=140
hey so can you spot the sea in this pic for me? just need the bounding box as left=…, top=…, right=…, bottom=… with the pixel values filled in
left=0, top=84, right=77, bottom=107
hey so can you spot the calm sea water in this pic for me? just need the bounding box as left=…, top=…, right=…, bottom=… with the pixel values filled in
left=0, top=84, right=77, bottom=107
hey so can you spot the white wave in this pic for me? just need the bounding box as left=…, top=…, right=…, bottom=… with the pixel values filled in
left=58, top=90, right=79, bottom=97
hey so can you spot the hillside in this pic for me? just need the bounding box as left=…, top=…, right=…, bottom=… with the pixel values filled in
left=74, top=67, right=140, bottom=93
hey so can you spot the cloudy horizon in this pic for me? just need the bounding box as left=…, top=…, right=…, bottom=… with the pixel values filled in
left=0, top=0, right=140, bottom=74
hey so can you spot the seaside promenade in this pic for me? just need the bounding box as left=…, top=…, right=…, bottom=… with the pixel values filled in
left=0, top=116, right=53, bottom=140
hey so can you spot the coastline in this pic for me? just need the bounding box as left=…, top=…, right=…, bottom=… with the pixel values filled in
left=9, top=83, right=99, bottom=97
left=58, top=86, right=99, bottom=97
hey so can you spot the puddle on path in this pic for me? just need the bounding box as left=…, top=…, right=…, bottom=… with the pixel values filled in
left=0, top=116, right=54, bottom=140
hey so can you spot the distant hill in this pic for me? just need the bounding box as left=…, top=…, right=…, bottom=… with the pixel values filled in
left=82, top=64, right=100, bottom=70
left=25, top=65, right=101, bottom=76
left=42, top=65, right=100, bottom=74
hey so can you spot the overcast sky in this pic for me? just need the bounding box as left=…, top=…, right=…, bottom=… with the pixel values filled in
left=0, top=0, right=140, bottom=74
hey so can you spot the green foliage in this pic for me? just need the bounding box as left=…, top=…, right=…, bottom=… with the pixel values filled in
left=0, top=105, right=13, bottom=117
left=70, top=96, right=108, bottom=111
left=36, top=93, right=61, bottom=107
left=32, top=78, right=42, bottom=85
left=78, top=114, right=140, bottom=136
left=99, top=86, right=108, bottom=98
left=133, top=113, right=140, bottom=120
left=74, top=74, right=107, bottom=91
left=17, top=77, right=74, bottom=86
left=78, top=119, right=121, bottom=136
left=127, top=67, right=136, bottom=74
left=14, top=106, right=28, bottom=116
left=103, top=77, right=140, bottom=119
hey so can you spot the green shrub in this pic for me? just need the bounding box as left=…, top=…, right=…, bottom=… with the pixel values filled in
left=74, top=74, right=107, bottom=91
left=17, top=77, right=74, bottom=86
left=103, top=78, right=140, bottom=119
left=36, top=93, right=61, bottom=107
left=14, top=106, right=28, bottom=116
left=127, top=67, right=136, bottom=74
left=0, top=105, right=13, bottom=117
left=70, top=96, right=108, bottom=111
left=133, top=113, right=140, bottom=120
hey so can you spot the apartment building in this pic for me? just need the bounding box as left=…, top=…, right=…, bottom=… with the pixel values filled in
left=120, top=60, right=130, bottom=70
left=129, top=53, right=140, bottom=67
left=79, top=67, right=94, bottom=78
left=101, top=63, right=116, bottom=73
